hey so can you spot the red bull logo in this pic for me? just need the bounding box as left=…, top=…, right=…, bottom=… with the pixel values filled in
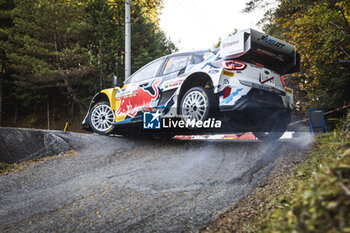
left=116, top=80, right=160, bottom=117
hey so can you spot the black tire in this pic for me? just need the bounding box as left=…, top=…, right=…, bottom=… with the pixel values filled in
left=151, top=132, right=175, bottom=139
left=121, top=132, right=174, bottom=139
left=179, top=87, right=217, bottom=123
left=253, top=120, right=288, bottom=141
left=253, top=130, right=286, bottom=141
left=88, top=101, right=116, bottom=135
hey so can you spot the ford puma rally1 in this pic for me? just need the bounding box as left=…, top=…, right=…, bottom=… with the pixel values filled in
left=82, top=28, right=300, bottom=140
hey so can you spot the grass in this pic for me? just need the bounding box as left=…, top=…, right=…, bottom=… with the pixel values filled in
left=249, top=125, right=350, bottom=232
left=0, top=150, right=77, bottom=176
left=0, top=162, right=18, bottom=175
left=202, top=113, right=350, bottom=233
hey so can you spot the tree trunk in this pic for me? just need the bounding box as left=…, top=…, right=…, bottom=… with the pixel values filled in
left=13, top=101, right=17, bottom=125
left=47, top=89, right=50, bottom=130
left=62, top=76, right=85, bottom=115
left=58, top=68, right=88, bottom=116
left=0, top=74, right=2, bottom=126
left=0, top=62, right=3, bottom=125
left=70, top=102, right=74, bottom=121
left=52, top=88, right=55, bottom=128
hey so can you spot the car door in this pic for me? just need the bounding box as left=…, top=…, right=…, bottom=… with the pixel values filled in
left=114, top=58, right=165, bottom=123
left=157, top=54, right=202, bottom=108
left=159, top=54, right=194, bottom=91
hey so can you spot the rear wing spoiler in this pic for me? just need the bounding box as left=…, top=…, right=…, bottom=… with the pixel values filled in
left=219, top=28, right=300, bottom=74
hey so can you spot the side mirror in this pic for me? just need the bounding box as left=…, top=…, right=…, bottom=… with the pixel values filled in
left=112, top=75, right=118, bottom=87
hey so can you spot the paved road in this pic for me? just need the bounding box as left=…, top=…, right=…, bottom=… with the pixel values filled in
left=0, top=131, right=313, bottom=232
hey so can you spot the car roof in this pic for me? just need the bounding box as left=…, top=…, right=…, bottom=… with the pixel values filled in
left=124, top=49, right=217, bottom=84
left=168, top=49, right=212, bottom=57
left=153, top=49, right=213, bottom=61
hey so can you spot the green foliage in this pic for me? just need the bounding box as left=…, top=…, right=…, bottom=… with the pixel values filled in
left=252, top=114, right=350, bottom=232
left=245, top=0, right=350, bottom=114
left=0, top=0, right=176, bottom=116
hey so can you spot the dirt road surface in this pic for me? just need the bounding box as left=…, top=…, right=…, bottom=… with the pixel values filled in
left=0, top=130, right=313, bottom=232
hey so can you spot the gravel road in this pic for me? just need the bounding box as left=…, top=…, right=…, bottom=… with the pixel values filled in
left=0, top=130, right=313, bottom=232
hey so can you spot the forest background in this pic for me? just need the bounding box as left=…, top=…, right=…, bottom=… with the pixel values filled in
left=0, top=0, right=349, bottom=131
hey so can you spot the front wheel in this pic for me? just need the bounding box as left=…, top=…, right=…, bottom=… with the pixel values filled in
left=88, top=101, right=116, bottom=135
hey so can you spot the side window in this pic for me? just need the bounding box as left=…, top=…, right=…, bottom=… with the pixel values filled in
left=129, top=58, right=164, bottom=83
left=163, top=56, right=190, bottom=75
left=193, top=55, right=204, bottom=64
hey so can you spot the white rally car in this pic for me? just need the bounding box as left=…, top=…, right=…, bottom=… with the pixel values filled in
left=82, top=28, right=300, bottom=140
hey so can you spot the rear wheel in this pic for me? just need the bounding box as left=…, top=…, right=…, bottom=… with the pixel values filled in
left=121, top=132, right=174, bottom=139
left=151, top=132, right=175, bottom=139
left=180, top=87, right=217, bottom=122
left=89, top=101, right=115, bottom=135
left=253, top=130, right=286, bottom=141
left=253, top=114, right=289, bottom=141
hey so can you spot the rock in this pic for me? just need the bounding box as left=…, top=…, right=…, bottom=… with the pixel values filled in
left=0, top=127, right=70, bottom=163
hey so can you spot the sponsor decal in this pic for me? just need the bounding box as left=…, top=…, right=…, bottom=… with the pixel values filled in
left=249, top=63, right=263, bottom=69
left=259, top=74, right=275, bottom=84
left=208, top=69, right=219, bottom=74
left=115, top=84, right=138, bottom=99
left=142, top=107, right=156, bottom=112
left=255, top=48, right=285, bottom=62
left=284, top=87, right=293, bottom=94
left=116, top=80, right=160, bottom=118
left=223, top=70, right=234, bottom=77
left=223, top=78, right=230, bottom=85
left=162, top=78, right=184, bottom=90
left=143, top=111, right=161, bottom=129
left=258, top=35, right=286, bottom=49
left=222, top=40, right=239, bottom=48
left=169, top=79, right=183, bottom=87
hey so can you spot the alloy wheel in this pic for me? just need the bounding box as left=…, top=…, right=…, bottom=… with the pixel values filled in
left=91, top=104, right=115, bottom=132
left=182, top=90, right=207, bottom=121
